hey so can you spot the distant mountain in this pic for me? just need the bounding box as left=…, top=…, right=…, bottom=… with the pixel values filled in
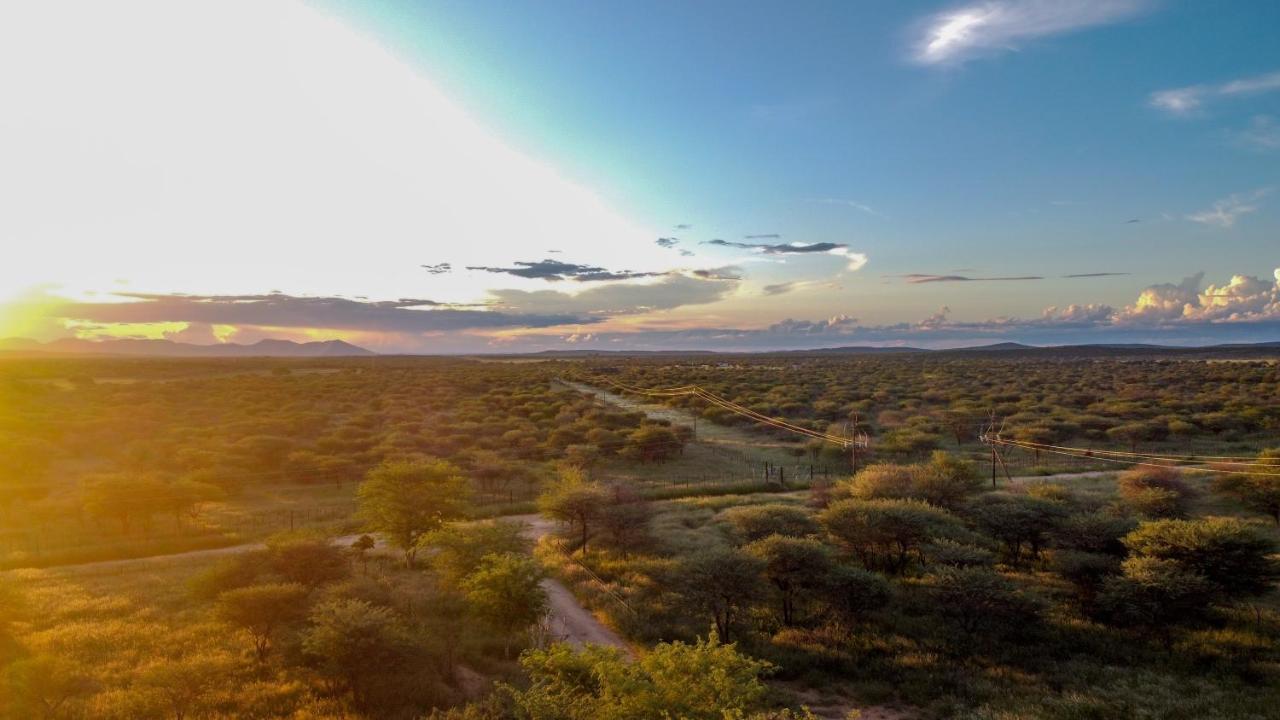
left=0, top=337, right=375, bottom=358
left=954, top=342, right=1036, bottom=352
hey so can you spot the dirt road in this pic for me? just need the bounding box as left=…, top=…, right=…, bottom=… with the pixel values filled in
left=28, top=513, right=631, bottom=654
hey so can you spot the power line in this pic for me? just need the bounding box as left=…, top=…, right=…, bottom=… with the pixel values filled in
left=994, top=439, right=1280, bottom=478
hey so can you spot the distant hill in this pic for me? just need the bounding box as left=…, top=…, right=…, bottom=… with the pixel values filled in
left=0, top=337, right=375, bottom=358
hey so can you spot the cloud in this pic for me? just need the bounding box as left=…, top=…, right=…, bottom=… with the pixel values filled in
left=708, top=239, right=838, bottom=253
left=465, top=259, right=668, bottom=282
left=913, top=0, right=1150, bottom=66
left=485, top=273, right=737, bottom=316
left=490, top=267, right=1280, bottom=351
left=1112, top=270, right=1280, bottom=325
left=1151, top=70, right=1280, bottom=115
left=51, top=292, right=587, bottom=333
left=743, top=234, right=782, bottom=240
left=421, top=263, right=452, bottom=274
left=1186, top=188, right=1270, bottom=228
left=761, top=278, right=838, bottom=296
left=1231, top=115, right=1280, bottom=152
left=805, top=198, right=883, bottom=216
left=674, top=224, right=692, bottom=230
left=691, top=266, right=745, bottom=281
left=703, top=239, right=868, bottom=272
left=655, top=237, right=680, bottom=248
left=1062, top=272, right=1130, bottom=278
left=904, top=274, right=1044, bottom=283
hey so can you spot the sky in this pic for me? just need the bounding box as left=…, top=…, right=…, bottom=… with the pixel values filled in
left=1, top=0, right=1278, bottom=352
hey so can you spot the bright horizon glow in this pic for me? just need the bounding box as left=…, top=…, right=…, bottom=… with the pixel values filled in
left=0, top=0, right=678, bottom=312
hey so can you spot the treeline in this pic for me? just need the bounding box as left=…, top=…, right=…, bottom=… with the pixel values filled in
left=0, top=360, right=693, bottom=560
left=595, top=356, right=1280, bottom=458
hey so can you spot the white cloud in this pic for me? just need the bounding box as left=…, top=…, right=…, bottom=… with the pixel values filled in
left=1186, top=189, right=1270, bottom=228
left=1150, top=70, right=1280, bottom=115
left=1232, top=115, right=1280, bottom=152
left=913, top=0, right=1149, bottom=66
left=830, top=248, right=870, bottom=272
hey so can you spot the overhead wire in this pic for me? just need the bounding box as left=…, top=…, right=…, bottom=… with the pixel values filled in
left=993, top=438, right=1280, bottom=477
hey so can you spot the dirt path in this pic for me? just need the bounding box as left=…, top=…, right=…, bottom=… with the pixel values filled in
left=32, top=513, right=631, bottom=654
left=507, top=514, right=633, bottom=654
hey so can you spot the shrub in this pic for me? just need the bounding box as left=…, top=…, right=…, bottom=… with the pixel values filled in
left=721, top=504, right=820, bottom=543
left=1122, top=518, right=1279, bottom=600
left=1117, top=467, right=1193, bottom=519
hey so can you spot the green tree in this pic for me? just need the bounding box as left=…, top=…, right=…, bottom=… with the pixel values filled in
left=722, top=503, right=820, bottom=543
left=1213, top=451, right=1280, bottom=525
left=513, top=635, right=773, bottom=720
left=966, top=492, right=1067, bottom=564
left=822, top=565, right=890, bottom=628
left=1122, top=518, right=1279, bottom=600
left=1097, top=557, right=1215, bottom=639
left=913, top=451, right=983, bottom=509
left=821, top=498, right=962, bottom=573
left=302, top=598, right=410, bottom=710
left=924, top=566, right=1040, bottom=639
left=427, top=521, right=527, bottom=585
left=217, top=582, right=309, bottom=662
left=461, top=552, right=548, bottom=658
left=538, top=466, right=609, bottom=554
left=745, top=535, right=833, bottom=625
left=82, top=473, right=166, bottom=534
left=357, top=459, right=471, bottom=565
left=673, top=547, right=764, bottom=643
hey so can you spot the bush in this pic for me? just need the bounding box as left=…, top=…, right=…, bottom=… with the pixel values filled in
left=721, top=504, right=820, bottom=543
left=923, top=567, right=1040, bottom=639
left=1118, top=467, right=1193, bottom=518
left=1122, top=517, right=1279, bottom=600
left=821, top=498, right=964, bottom=573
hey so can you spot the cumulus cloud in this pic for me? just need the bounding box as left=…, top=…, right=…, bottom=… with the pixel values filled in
left=1111, top=270, right=1280, bottom=325
left=913, top=0, right=1150, bottom=66
left=466, top=259, right=668, bottom=282
left=51, top=292, right=586, bottom=332
left=1186, top=188, right=1270, bottom=228
left=1151, top=70, right=1280, bottom=115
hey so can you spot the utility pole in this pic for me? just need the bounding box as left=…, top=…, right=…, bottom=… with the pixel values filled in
left=846, top=413, right=862, bottom=474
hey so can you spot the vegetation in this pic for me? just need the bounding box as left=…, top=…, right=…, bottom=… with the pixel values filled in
left=2, top=354, right=1279, bottom=718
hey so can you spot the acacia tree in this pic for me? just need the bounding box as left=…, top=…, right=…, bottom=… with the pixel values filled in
left=1213, top=450, right=1280, bottom=525
left=301, top=599, right=409, bottom=710
left=821, top=498, right=962, bottom=573
left=538, top=466, right=608, bottom=554
left=674, top=547, right=764, bottom=643
left=722, top=504, right=820, bottom=543
left=357, top=459, right=470, bottom=566
left=745, top=535, right=832, bottom=625
left=1122, top=517, right=1279, bottom=601
left=217, top=582, right=309, bottom=662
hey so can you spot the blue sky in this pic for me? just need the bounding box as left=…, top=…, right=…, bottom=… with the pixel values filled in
left=1, top=0, right=1278, bottom=351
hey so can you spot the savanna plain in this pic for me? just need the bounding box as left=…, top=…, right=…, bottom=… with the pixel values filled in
left=1, top=353, right=1278, bottom=719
